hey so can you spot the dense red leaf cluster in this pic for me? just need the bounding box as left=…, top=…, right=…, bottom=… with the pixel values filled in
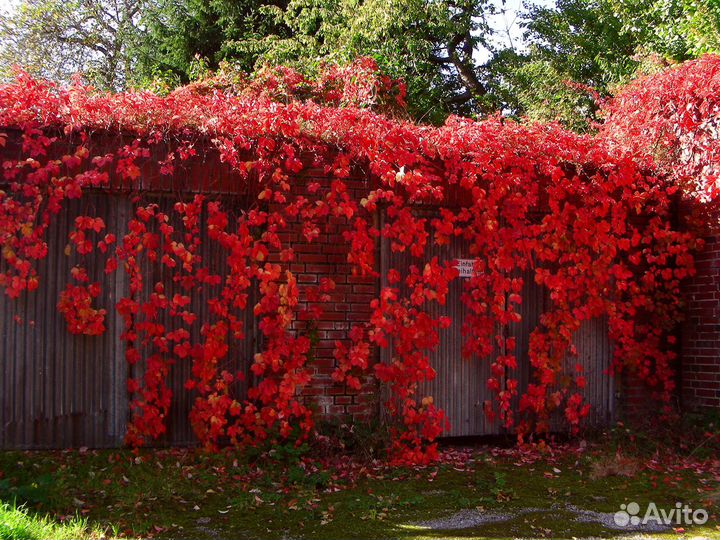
left=601, top=54, right=720, bottom=203
left=247, top=57, right=407, bottom=114
left=0, top=57, right=712, bottom=463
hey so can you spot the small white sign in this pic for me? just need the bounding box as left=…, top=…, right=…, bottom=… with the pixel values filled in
left=455, top=259, right=476, bottom=278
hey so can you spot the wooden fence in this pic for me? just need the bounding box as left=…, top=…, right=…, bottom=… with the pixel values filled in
left=1, top=174, right=616, bottom=448
left=0, top=191, right=257, bottom=448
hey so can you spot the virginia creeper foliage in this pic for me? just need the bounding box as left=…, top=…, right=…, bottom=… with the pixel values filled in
left=602, top=55, right=720, bottom=203
left=0, top=58, right=712, bottom=464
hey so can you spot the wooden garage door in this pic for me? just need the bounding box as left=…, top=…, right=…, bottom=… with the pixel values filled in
left=379, top=211, right=615, bottom=436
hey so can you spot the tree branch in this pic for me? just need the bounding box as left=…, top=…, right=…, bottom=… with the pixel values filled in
left=447, top=32, right=486, bottom=98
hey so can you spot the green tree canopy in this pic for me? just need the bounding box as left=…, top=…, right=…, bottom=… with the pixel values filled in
left=492, top=0, right=720, bottom=130
left=132, top=0, right=506, bottom=122
left=0, top=0, right=144, bottom=89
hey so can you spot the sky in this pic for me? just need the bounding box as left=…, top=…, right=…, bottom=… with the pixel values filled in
left=485, top=0, right=557, bottom=52
left=0, top=0, right=16, bottom=14
left=487, top=0, right=534, bottom=51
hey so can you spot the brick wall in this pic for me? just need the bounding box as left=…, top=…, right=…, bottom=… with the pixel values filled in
left=273, top=171, right=380, bottom=423
left=681, top=223, right=720, bottom=410
left=215, top=158, right=720, bottom=425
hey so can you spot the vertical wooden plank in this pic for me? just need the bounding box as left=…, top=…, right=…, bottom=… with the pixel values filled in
left=382, top=209, right=502, bottom=437
left=378, top=210, right=392, bottom=426
left=112, top=196, right=130, bottom=446
left=0, top=191, right=125, bottom=448
left=0, top=256, right=6, bottom=447
left=34, top=214, right=49, bottom=447
left=46, top=201, right=61, bottom=448
left=62, top=199, right=73, bottom=447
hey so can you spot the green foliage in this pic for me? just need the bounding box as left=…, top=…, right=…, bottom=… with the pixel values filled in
left=287, top=465, right=331, bottom=489
left=610, top=0, right=720, bottom=59
left=488, top=51, right=603, bottom=131
left=245, top=439, right=312, bottom=467
left=315, top=417, right=390, bottom=459
left=0, top=0, right=145, bottom=89
left=130, top=0, right=285, bottom=87
left=489, top=0, right=639, bottom=130
left=0, top=502, right=95, bottom=540
left=131, top=0, right=718, bottom=126
left=131, top=0, right=498, bottom=122
left=495, top=0, right=720, bottom=130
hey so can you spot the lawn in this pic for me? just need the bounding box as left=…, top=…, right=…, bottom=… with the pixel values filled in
left=0, top=434, right=718, bottom=540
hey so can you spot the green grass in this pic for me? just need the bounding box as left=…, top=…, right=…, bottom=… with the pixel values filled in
left=0, top=444, right=717, bottom=539
left=0, top=501, right=102, bottom=540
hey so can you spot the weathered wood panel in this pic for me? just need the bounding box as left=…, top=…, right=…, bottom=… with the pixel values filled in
left=380, top=211, right=616, bottom=437
left=0, top=193, right=131, bottom=448
left=131, top=195, right=257, bottom=446
left=418, top=234, right=504, bottom=436
left=0, top=192, right=255, bottom=449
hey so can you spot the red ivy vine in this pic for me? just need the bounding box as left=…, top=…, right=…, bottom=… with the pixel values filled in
left=0, top=57, right=713, bottom=464
left=601, top=54, right=720, bottom=204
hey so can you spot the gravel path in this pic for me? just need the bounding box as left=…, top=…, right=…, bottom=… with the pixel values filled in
left=410, top=504, right=672, bottom=534
left=566, top=504, right=670, bottom=533
left=411, top=507, right=519, bottom=529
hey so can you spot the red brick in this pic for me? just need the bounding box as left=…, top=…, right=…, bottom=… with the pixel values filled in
left=681, top=210, right=720, bottom=415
